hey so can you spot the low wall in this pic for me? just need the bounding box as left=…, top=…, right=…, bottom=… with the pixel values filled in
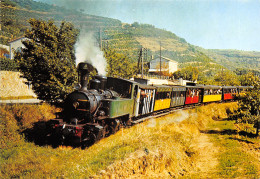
left=0, top=71, right=37, bottom=100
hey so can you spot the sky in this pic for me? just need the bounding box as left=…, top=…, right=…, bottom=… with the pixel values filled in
left=36, top=0, right=260, bottom=51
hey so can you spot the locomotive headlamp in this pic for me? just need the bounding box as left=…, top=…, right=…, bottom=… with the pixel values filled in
left=74, top=83, right=81, bottom=90
left=73, top=102, right=79, bottom=109
left=70, top=118, right=79, bottom=125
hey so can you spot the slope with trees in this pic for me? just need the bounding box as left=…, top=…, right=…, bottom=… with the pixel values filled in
left=198, top=48, right=260, bottom=72
left=231, top=74, right=260, bottom=136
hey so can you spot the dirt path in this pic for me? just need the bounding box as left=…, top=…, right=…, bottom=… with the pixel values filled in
left=191, top=133, right=219, bottom=177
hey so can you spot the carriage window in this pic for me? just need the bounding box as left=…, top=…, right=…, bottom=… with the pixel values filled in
left=155, top=92, right=159, bottom=100
left=107, top=79, right=132, bottom=98
left=187, top=89, right=191, bottom=97
left=172, top=91, right=177, bottom=98
left=224, top=88, right=236, bottom=94
left=156, top=91, right=171, bottom=99
left=231, top=89, right=237, bottom=94
left=205, top=89, right=221, bottom=95
left=134, top=85, right=138, bottom=98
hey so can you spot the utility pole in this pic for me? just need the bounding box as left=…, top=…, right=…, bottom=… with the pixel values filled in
left=99, top=28, right=102, bottom=50
left=141, top=48, right=144, bottom=78
left=137, top=48, right=142, bottom=74
left=160, top=40, right=162, bottom=77
left=221, top=59, right=224, bottom=85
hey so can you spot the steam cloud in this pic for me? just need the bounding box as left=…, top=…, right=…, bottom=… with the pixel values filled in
left=147, top=110, right=196, bottom=127
left=75, top=31, right=107, bottom=76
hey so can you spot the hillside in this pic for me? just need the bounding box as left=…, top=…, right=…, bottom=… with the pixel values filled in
left=0, top=1, right=217, bottom=63
left=0, top=0, right=121, bottom=45
left=1, top=0, right=259, bottom=77
left=204, top=49, right=260, bottom=72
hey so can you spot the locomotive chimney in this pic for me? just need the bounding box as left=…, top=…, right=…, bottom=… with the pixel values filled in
left=77, top=62, right=97, bottom=91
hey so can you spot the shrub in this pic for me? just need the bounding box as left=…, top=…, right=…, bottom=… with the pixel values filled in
left=0, top=106, right=24, bottom=149
left=0, top=58, right=18, bottom=71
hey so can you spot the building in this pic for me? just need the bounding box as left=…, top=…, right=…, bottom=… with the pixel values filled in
left=149, top=56, right=178, bottom=75
left=0, top=44, right=10, bottom=58
left=9, top=37, right=26, bottom=59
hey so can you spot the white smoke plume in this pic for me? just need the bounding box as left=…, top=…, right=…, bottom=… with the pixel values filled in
left=75, top=31, right=107, bottom=76
left=147, top=110, right=196, bottom=127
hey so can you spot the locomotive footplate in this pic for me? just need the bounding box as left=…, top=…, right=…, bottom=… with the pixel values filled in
left=48, top=119, right=104, bottom=147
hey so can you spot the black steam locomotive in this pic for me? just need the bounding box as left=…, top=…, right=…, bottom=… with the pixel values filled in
left=48, top=63, right=133, bottom=147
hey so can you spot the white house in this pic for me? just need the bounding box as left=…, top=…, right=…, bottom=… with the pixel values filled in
left=9, top=37, right=26, bottom=59
left=149, top=56, right=178, bottom=75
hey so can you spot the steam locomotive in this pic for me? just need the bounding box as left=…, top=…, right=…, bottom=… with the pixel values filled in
left=47, top=62, right=251, bottom=147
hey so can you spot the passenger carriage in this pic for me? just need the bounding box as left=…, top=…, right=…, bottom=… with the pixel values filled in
left=222, top=86, right=237, bottom=101
left=237, top=86, right=253, bottom=96
left=185, top=86, right=203, bottom=105
left=202, top=85, right=222, bottom=103
left=133, top=83, right=156, bottom=116
left=170, top=86, right=186, bottom=107
left=153, top=85, right=172, bottom=111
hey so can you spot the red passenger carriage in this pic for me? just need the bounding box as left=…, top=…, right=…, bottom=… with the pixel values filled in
left=185, top=86, right=203, bottom=105
left=222, top=86, right=237, bottom=101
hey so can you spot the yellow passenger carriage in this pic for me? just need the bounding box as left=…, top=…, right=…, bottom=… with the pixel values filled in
left=202, top=85, right=222, bottom=103
left=154, top=85, right=172, bottom=111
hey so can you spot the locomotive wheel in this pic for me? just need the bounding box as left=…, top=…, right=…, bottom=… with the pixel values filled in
left=102, top=124, right=110, bottom=137
left=109, top=119, right=121, bottom=134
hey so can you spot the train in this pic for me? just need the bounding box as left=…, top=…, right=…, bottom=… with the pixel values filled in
left=47, top=62, right=251, bottom=147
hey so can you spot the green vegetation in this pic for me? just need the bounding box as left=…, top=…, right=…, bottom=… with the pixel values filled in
left=238, top=71, right=260, bottom=86
left=0, top=0, right=121, bottom=45
left=231, top=75, right=260, bottom=136
left=14, top=18, right=78, bottom=103
left=172, top=66, right=199, bottom=82
left=1, top=103, right=259, bottom=178
left=208, top=119, right=259, bottom=178
left=0, top=58, right=18, bottom=71
left=104, top=48, right=137, bottom=79
left=213, top=70, right=241, bottom=86
left=200, top=48, right=260, bottom=72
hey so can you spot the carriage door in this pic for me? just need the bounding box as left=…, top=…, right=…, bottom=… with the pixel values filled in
left=133, top=85, right=141, bottom=117
left=199, top=88, right=203, bottom=103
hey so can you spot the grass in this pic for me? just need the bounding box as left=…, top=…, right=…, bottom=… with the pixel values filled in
left=0, top=102, right=259, bottom=178
left=207, top=117, right=260, bottom=178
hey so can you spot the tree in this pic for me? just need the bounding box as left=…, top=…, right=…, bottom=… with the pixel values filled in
left=213, top=70, right=240, bottom=86
left=155, top=61, right=171, bottom=76
left=172, top=66, right=199, bottom=82
left=233, top=76, right=260, bottom=136
left=15, top=19, right=78, bottom=103
left=104, top=48, right=136, bottom=79
left=239, top=72, right=259, bottom=86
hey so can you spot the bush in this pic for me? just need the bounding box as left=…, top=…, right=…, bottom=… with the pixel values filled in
left=0, top=106, right=24, bottom=149
left=0, top=104, right=57, bottom=148
left=0, top=58, right=18, bottom=71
